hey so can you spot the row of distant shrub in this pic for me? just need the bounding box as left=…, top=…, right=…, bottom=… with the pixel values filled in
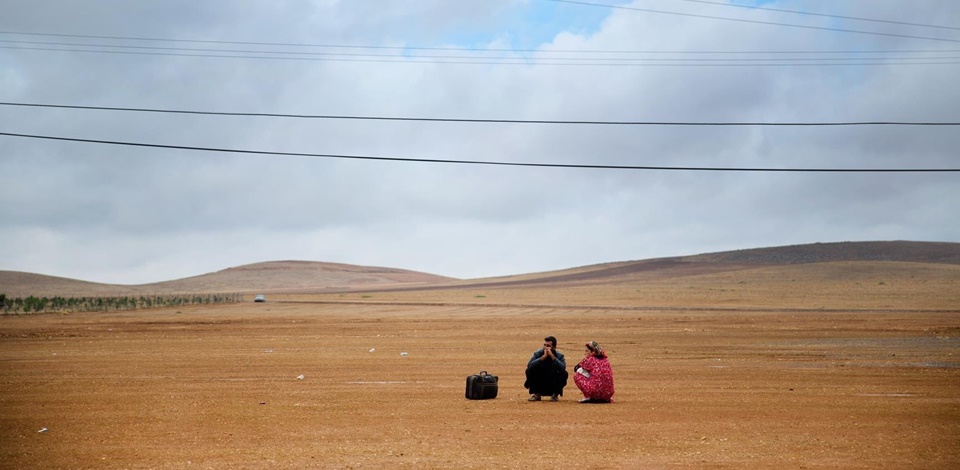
left=0, top=293, right=243, bottom=314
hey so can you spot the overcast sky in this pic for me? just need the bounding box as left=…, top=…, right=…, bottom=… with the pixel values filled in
left=1, top=0, right=958, bottom=284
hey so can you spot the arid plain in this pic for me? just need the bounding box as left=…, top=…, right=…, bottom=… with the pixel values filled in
left=2, top=242, right=959, bottom=469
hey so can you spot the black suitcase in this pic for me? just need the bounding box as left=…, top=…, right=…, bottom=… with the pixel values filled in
left=465, top=370, right=498, bottom=400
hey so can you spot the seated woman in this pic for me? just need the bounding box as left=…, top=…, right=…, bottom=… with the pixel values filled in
left=573, top=341, right=615, bottom=403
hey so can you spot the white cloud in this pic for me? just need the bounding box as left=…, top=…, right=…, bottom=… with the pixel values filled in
left=1, top=0, right=958, bottom=283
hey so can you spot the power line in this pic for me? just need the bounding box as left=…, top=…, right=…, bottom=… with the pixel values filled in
left=633, top=0, right=960, bottom=31
left=5, top=45, right=960, bottom=67
left=0, top=30, right=507, bottom=51
left=4, top=39, right=960, bottom=63
left=547, top=0, right=960, bottom=44
left=2, top=131, right=957, bottom=173
left=3, top=102, right=959, bottom=126
left=1, top=30, right=957, bottom=55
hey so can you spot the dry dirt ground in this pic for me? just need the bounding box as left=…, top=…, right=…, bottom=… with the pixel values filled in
left=2, top=297, right=959, bottom=469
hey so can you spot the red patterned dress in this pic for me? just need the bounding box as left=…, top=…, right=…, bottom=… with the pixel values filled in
left=573, top=355, right=615, bottom=402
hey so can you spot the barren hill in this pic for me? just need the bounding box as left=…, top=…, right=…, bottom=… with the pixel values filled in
left=153, top=260, right=454, bottom=293
left=2, top=241, right=958, bottom=297
left=683, top=241, right=960, bottom=265
left=0, top=261, right=453, bottom=297
left=394, top=240, right=960, bottom=291
left=0, top=271, right=130, bottom=298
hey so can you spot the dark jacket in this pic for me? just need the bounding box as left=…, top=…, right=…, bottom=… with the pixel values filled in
left=527, top=349, right=566, bottom=371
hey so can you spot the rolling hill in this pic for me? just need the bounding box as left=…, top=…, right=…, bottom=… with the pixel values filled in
left=1, top=241, right=958, bottom=297
left=411, top=240, right=960, bottom=291
left=0, top=261, right=454, bottom=297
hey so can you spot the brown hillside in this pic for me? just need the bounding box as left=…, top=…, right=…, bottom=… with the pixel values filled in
left=0, top=271, right=131, bottom=298
left=2, top=241, right=957, bottom=297
left=386, top=240, right=960, bottom=292
left=302, top=260, right=960, bottom=311
left=145, top=260, right=454, bottom=293
left=683, top=240, right=960, bottom=265
left=0, top=261, right=453, bottom=298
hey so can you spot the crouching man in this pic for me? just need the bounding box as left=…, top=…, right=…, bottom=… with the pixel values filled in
left=524, top=335, right=568, bottom=401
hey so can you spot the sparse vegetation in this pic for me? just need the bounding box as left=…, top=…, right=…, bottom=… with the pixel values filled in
left=0, top=293, right=242, bottom=315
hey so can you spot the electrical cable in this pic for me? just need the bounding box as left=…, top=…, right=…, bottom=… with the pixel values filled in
left=4, top=45, right=959, bottom=66
left=2, top=131, right=957, bottom=173
left=5, top=39, right=960, bottom=60
left=1, top=30, right=957, bottom=55
left=594, top=0, right=960, bottom=31
left=2, top=102, right=958, bottom=126
left=546, top=0, right=960, bottom=44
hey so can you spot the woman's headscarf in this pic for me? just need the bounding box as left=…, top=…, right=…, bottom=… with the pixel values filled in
left=586, top=341, right=607, bottom=358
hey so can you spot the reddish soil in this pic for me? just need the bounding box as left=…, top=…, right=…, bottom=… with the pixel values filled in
left=2, top=243, right=958, bottom=468
left=2, top=301, right=958, bottom=469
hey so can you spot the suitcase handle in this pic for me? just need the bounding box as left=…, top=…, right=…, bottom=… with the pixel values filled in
left=479, top=370, right=488, bottom=376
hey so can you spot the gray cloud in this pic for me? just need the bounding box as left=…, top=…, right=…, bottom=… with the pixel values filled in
left=1, top=0, right=958, bottom=284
